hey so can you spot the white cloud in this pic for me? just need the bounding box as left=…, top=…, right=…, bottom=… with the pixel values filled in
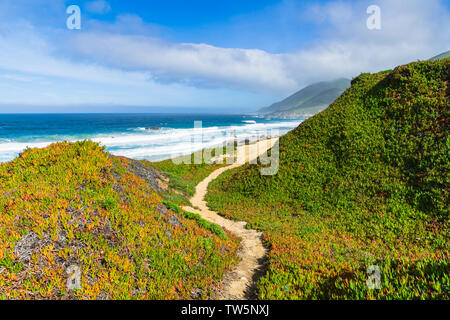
left=304, top=1, right=354, bottom=25
left=85, top=0, right=111, bottom=15
left=0, top=21, right=275, bottom=108
left=0, top=0, right=448, bottom=108
left=0, top=24, right=151, bottom=86
left=68, top=0, right=449, bottom=96
left=72, top=33, right=297, bottom=94
left=0, top=74, right=34, bottom=82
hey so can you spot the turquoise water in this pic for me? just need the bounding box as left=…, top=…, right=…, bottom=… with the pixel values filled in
left=0, top=113, right=303, bottom=163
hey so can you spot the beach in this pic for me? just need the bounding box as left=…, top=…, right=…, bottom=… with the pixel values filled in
left=0, top=113, right=301, bottom=163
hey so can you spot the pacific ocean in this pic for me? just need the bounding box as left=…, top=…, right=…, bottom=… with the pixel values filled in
left=0, top=113, right=303, bottom=163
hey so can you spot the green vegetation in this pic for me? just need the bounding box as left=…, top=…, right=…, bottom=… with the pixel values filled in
left=207, top=59, right=449, bottom=299
left=161, top=200, right=227, bottom=240
left=259, top=78, right=351, bottom=117
left=429, top=50, right=450, bottom=61
left=143, top=146, right=231, bottom=198
left=0, top=141, right=240, bottom=299
left=1, top=59, right=447, bottom=301
left=162, top=200, right=183, bottom=214
left=182, top=211, right=227, bottom=240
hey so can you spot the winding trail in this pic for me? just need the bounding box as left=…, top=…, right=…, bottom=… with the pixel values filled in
left=182, top=138, right=278, bottom=300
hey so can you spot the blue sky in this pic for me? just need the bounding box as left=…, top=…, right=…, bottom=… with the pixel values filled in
left=0, top=0, right=449, bottom=113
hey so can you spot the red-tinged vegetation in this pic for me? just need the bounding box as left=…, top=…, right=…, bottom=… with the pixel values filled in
left=0, top=141, right=239, bottom=299
left=207, top=59, right=449, bottom=299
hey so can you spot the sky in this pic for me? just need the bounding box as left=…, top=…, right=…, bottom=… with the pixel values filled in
left=0, top=0, right=449, bottom=113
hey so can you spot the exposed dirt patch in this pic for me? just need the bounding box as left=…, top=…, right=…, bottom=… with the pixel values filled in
left=121, top=157, right=169, bottom=192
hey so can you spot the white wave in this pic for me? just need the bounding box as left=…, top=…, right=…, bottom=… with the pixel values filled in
left=0, top=120, right=302, bottom=162
left=242, top=120, right=257, bottom=124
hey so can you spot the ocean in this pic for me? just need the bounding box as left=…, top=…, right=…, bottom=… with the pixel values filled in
left=0, top=114, right=303, bottom=163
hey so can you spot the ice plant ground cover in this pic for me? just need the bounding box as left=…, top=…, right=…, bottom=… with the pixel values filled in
left=142, top=148, right=229, bottom=200
left=206, top=59, right=449, bottom=299
left=0, top=58, right=448, bottom=300
left=0, top=141, right=239, bottom=299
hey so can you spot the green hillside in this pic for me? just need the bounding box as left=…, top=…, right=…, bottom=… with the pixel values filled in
left=0, top=141, right=239, bottom=299
left=208, top=59, right=449, bottom=299
left=429, top=50, right=450, bottom=61
left=260, top=78, right=351, bottom=117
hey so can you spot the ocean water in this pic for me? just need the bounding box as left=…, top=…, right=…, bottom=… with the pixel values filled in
left=0, top=113, right=303, bottom=163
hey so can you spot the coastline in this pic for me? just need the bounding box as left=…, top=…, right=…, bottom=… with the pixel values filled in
left=0, top=113, right=302, bottom=163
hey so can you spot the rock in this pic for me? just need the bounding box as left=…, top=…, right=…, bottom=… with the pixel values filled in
left=122, top=158, right=168, bottom=192
left=14, top=232, right=40, bottom=262
left=156, top=205, right=168, bottom=216
left=168, top=215, right=183, bottom=227
left=164, top=229, right=173, bottom=239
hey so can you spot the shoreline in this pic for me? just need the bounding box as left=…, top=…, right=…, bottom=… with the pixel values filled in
left=0, top=113, right=302, bottom=163
left=161, top=135, right=282, bottom=165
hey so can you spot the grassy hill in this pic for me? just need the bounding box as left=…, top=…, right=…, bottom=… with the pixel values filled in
left=142, top=147, right=230, bottom=201
left=430, top=50, right=450, bottom=61
left=207, top=59, right=449, bottom=299
left=0, top=141, right=239, bottom=299
left=259, top=78, right=351, bottom=118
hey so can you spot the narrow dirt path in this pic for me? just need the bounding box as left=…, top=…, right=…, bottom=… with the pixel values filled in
left=182, top=138, right=278, bottom=300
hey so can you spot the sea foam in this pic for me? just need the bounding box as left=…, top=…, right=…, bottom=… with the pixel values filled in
left=0, top=120, right=302, bottom=163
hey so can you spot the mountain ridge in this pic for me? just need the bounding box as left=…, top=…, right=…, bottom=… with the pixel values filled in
left=259, top=78, right=351, bottom=118
left=429, top=50, right=450, bottom=61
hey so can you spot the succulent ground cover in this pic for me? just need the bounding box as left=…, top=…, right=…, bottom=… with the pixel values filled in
left=0, top=141, right=239, bottom=299
left=142, top=147, right=231, bottom=204
left=0, top=59, right=447, bottom=300
left=206, top=59, right=449, bottom=299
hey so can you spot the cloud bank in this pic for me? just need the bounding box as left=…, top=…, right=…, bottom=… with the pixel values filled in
left=0, top=0, right=448, bottom=109
left=70, top=0, right=450, bottom=95
left=85, top=0, right=112, bottom=15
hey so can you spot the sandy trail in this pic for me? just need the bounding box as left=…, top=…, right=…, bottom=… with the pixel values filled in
left=182, top=138, right=278, bottom=300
